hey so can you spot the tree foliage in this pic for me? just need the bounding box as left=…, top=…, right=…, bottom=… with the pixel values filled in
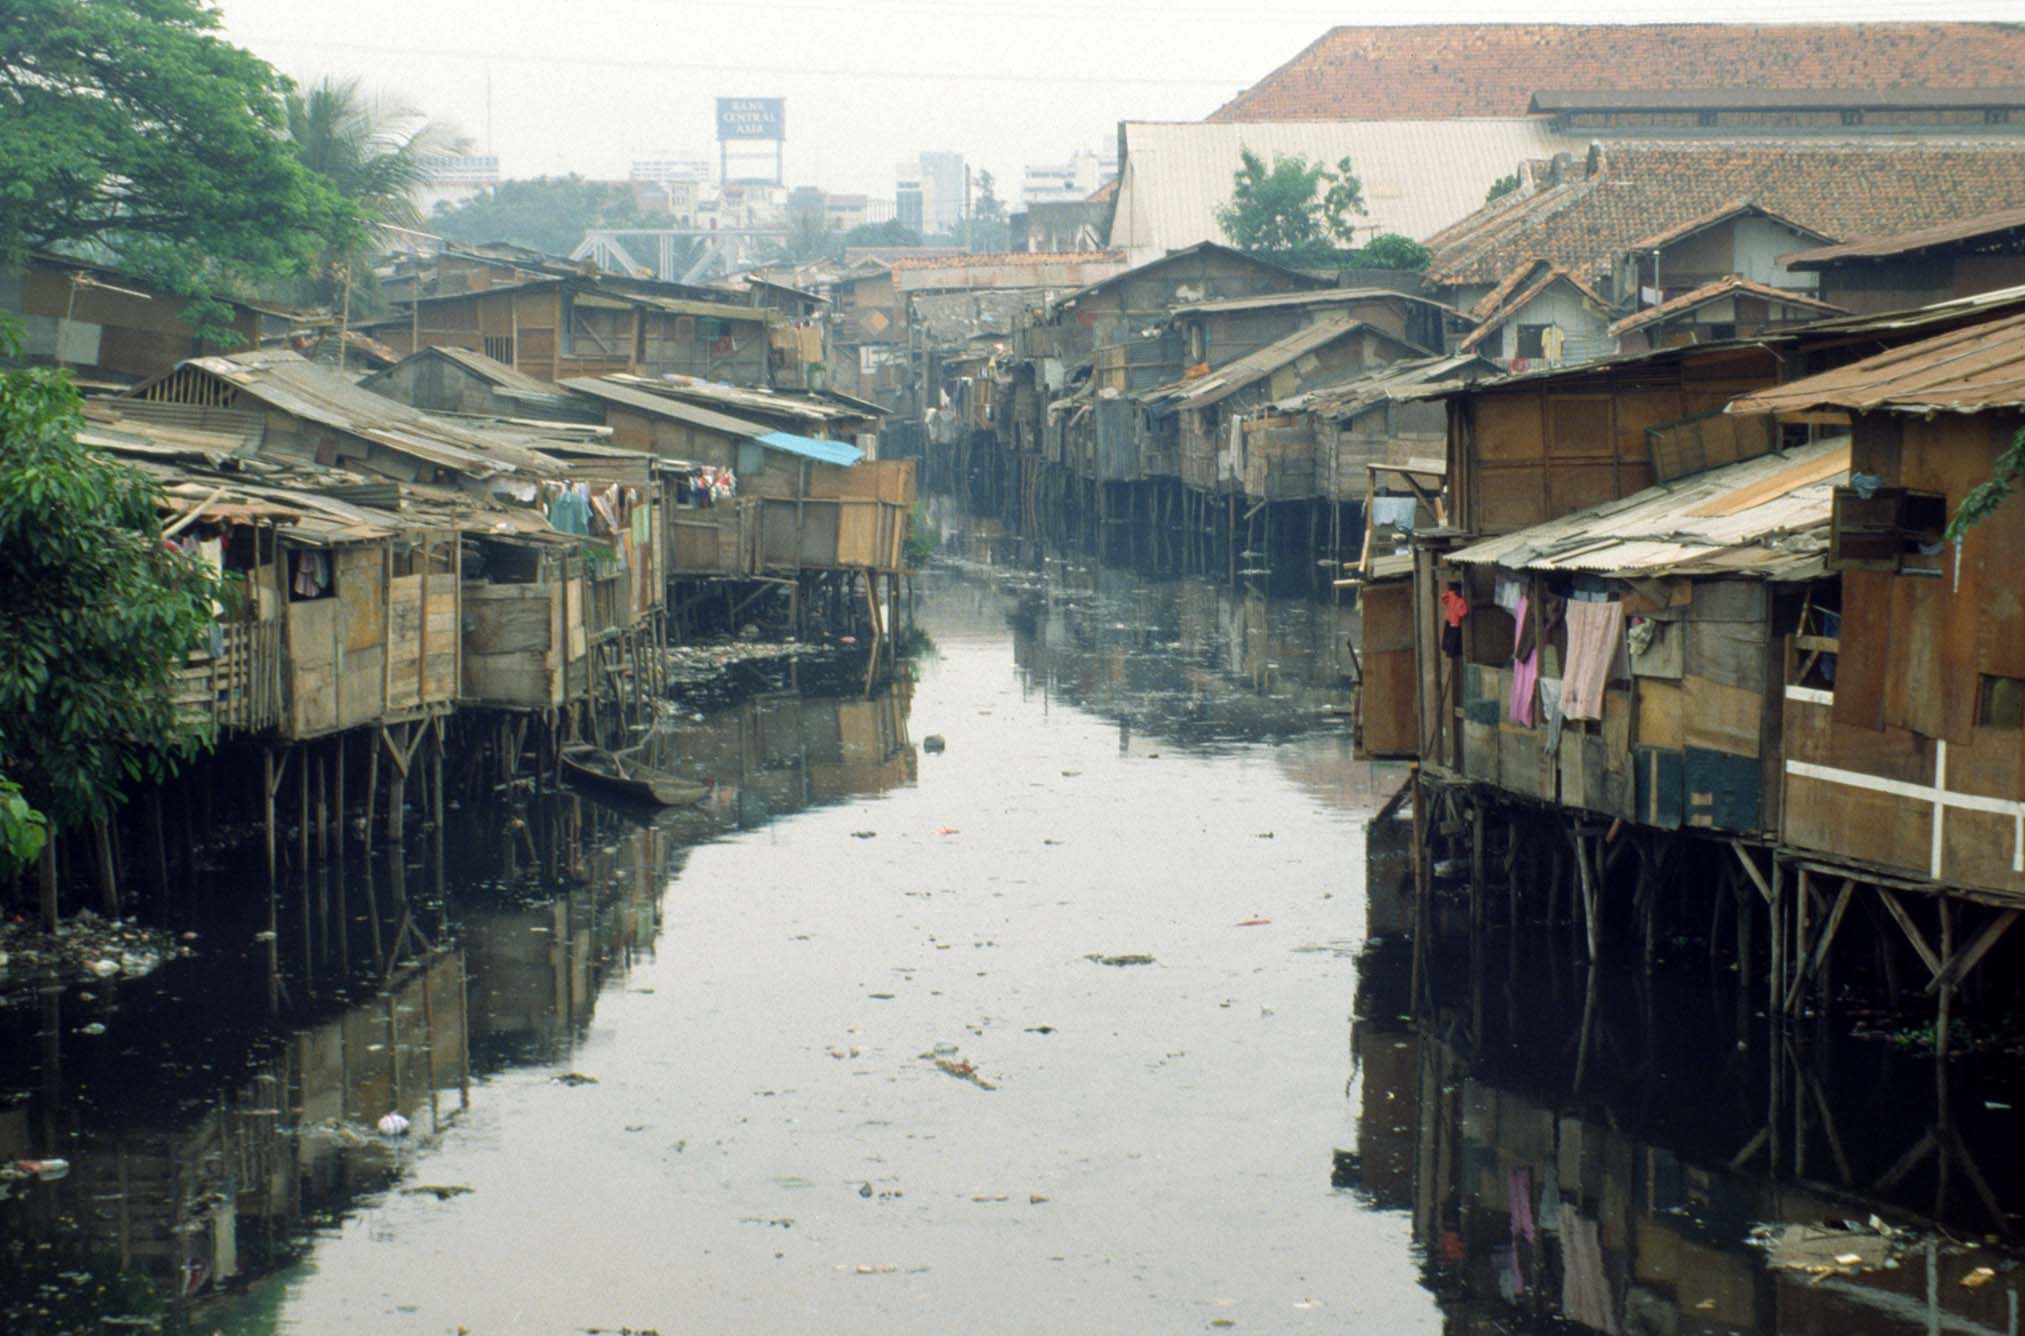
left=286, top=75, right=461, bottom=308
left=0, top=0, right=346, bottom=331
left=965, top=170, right=1010, bottom=253
left=1343, top=233, right=1431, bottom=272
left=432, top=176, right=681, bottom=257
left=842, top=219, right=922, bottom=249
left=0, top=321, right=220, bottom=875
left=1485, top=172, right=1521, bottom=204
left=1216, top=149, right=1366, bottom=261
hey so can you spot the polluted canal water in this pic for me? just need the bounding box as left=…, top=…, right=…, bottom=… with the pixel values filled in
left=4, top=555, right=2023, bottom=1334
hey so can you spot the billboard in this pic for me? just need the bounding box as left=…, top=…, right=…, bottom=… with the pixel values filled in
left=717, top=97, right=785, bottom=141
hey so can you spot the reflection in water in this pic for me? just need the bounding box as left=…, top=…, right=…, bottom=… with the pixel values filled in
left=0, top=678, right=916, bottom=1329
left=1355, top=815, right=2025, bottom=1336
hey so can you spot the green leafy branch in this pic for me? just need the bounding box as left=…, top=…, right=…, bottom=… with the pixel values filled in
left=1944, top=424, right=2025, bottom=544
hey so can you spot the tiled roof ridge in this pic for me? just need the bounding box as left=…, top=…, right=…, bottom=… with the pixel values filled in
left=1209, top=22, right=2025, bottom=122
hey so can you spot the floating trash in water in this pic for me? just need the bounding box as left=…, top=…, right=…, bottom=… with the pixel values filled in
left=922, top=735, right=946, bottom=753
left=377, top=1112, right=410, bottom=1137
left=1086, top=953, right=1154, bottom=967
left=554, top=1072, right=599, bottom=1087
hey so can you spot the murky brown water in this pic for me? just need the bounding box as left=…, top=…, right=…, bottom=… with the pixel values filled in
left=3, top=555, right=2021, bottom=1334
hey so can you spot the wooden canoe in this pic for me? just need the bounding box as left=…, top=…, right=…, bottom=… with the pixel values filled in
left=560, top=743, right=708, bottom=807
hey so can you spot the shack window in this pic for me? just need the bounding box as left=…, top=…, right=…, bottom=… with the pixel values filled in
left=1515, top=324, right=1550, bottom=359
left=562, top=297, right=629, bottom=357
left=1981, top=675, right=2025, bottom=729
left=1828, top=486, right=1948, bottom=573
left=483, top=335, right=513, bottom=364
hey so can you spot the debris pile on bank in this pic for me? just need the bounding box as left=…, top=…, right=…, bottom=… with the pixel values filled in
left=0, top=910, right=180, bottom=993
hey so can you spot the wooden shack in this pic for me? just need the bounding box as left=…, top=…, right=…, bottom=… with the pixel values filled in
left=1159, top=319, right=1428, bottom=503
left=564, top=374, right=915, bottom=577
left=460, top=533, right=589, bottom=710
left=127, top=349, right=560, bottom=488
left=386, top=277, right=774, bottom=388
left=1168, top=287, right=1459, bottom=371
left=1, top=253, right=270, bottom=385
left=360, top=346, right=602, bottom=423
left=1429, top=437, right=1846, bottom=834
left=1730, top=307, right=2025, bottom=902
left=1608, top=277, right=1845, bottom=355
left=1779, top=205, right=2025, bottom=316
left=1441, top=341, right=1787, bottom=539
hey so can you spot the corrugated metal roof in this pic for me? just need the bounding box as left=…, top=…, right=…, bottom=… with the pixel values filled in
left=1782, top=205, right=2025, bottom=267
left=1450, top=436, right=1849, bottom=579
left=163, top=351, right=561, bottom=480
left=1272, top=352, right=1494, bottom=419
left=1729, top=307, right=2025, bottom=415
left=1143, top=317, right=1379, bottom=411
left=562, top=376, right=769, bottom=439
left=1170, top=285, right=1460, bottom=318
left=603, top=374, right=867, bottom=426
left=755, top=431, right=863, bottom=468
left=1607, top=276, right=1845, bottom=337
left=1108, top=119, right=1570, bottom=263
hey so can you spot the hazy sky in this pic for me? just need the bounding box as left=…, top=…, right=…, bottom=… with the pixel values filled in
left=216, top=0, right=2025, bottom=202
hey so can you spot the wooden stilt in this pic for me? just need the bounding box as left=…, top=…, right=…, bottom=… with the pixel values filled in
left=316, top=749, right=328, bottom=862
left=386, top=724, right=407, bottom=845
left=1935, top=896, right=1955, bottom=1064
left=263, top=748, right=279, bottom=885
left=363, top=727, right=380, bottom=856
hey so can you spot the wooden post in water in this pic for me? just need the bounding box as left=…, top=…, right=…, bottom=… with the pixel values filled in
left=386, top=724, right=406, bottom=845
left=263, top=748, right=278, bottom=885
left=316, top=749, right=328, bottom=863
left=363, top=727, right=380, bottom=857
left=297, top=743, right=310, bottom=873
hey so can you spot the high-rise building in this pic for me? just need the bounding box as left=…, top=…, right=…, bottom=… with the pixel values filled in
left=1021, top=146, right=1118, bottom=207
left=631, top=157, right=712, bottom=185
left=916, top=151, right=968, bottom=235
left=895, top=172, right=927, bottom=235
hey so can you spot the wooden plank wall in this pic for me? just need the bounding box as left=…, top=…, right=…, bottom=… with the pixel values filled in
left=1454, top=348, right=1781, bottom=537
left=1783, top=409, right=2025, bottom=895
left=1445, top=569, right=1781, bottom=834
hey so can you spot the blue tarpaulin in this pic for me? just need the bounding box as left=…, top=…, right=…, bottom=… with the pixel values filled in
left=756, top=431, right=862, bottom=467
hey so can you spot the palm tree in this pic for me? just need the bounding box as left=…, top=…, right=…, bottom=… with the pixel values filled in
left=284, top=76, right=464, bottom=309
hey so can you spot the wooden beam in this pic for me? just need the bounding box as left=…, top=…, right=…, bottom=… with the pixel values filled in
left=380, top=721, right=412, bottom=778
left=1877, top=887, right=1944, bottom=980
left=1731, top=841, right=1772, bottom=904
left=1925, top=908, right=2019, bottom=996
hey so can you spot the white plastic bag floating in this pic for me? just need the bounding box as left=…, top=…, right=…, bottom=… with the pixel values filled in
left=377, top=1112, right=411, bottom=1137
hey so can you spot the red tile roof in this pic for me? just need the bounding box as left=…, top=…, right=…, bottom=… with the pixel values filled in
left=1209, top=23, right=2025, bottom=122
left=1425, top=141, right=2025, bottom=287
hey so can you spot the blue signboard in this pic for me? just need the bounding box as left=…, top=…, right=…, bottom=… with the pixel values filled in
left=717, top=97, right=786, bottom=141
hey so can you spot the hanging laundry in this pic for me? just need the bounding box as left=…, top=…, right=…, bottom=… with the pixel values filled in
left=547, top=488, right=591, bottom=536
left=1539, top=678, right=1567, bottom=754
left=1509, top=593, right=1539, bottom=726
left=1369, top=495, right=1418, bottom=531
left=1494, top=571, right=1524, bottom=615
left=1626, top=616, right=1659, bottom=659
left=1439, top=587, right=1469, bottom=658
left=1560, top=600, right=1623, bottom=721
left=291, top=549, right=329, bottom=597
